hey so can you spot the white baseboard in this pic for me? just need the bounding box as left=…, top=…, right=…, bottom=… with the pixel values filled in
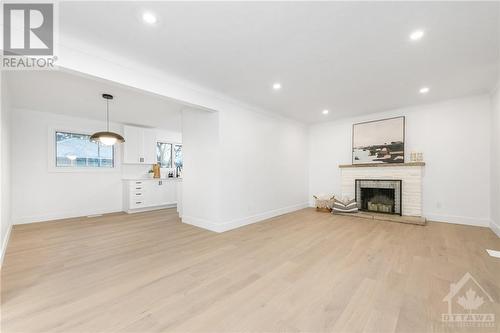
left=183, top=202, right=309, bottom=233
left=490, top=220, right=500, bottom=238
left=425, top=214, right=491, bottom=228
left=181, top=215, right=221, bottom=232
left=217, top=202, right=309, bottom=232
left=1, top=223, right=12, bottom=267
left=13, top=208, right=123, bottom=225
left=125, top=203, right=176, bottom=214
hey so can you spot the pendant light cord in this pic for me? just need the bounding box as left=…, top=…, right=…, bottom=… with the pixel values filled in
left=106, top=98, right=110, bottom=132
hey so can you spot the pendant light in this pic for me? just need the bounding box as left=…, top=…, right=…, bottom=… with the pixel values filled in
left=90, top=94, right=125, bottom=146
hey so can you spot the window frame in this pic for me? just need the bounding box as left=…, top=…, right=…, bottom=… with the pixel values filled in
left=172, top=143, right=183, bottom=169
left=48, top=127, right=120, bottom=173
left=156, top=141, right=182, bottom=169
left=156, top=141, right=173, bottom=168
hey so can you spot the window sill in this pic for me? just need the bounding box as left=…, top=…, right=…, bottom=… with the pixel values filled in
left=48, top=166, right=121, bottom=173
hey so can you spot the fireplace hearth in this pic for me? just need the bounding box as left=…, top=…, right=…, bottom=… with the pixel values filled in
left=355, top=179, right=402, bottom=215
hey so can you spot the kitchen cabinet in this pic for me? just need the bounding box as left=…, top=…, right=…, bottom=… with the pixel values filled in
left=123, top=125, right=157, bottom=164
left=123, top=179, right=180, bottom=213
left=142, top=130, right=157, bottom=164
left=155, top=180, right=176, bottom=206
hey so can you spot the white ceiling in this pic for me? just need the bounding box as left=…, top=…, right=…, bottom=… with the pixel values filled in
left=4, top=70, right=184, bottom=132
left=59, top=1, right=500, bottom=123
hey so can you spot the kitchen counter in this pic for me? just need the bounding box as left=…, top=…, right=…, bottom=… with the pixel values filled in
left=122, top=178, right=182, bottom=181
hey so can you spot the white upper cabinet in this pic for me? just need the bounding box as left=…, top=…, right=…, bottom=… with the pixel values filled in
left=123, top=125, right=157, bottom=164
left=123, top=126, right=142, bottom=164
left=142, top=129, right=157, bottom=164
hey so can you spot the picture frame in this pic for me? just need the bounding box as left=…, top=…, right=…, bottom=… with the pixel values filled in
left=352, top=116, right=405, bottom=165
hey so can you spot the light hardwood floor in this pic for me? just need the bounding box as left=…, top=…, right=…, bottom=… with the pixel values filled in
left=1, top=208, right=499, bottom=333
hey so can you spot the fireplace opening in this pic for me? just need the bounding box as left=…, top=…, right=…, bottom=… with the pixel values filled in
left=360, top=188, right=395, bottom=214
left=355, top=179, right=402, bottom=215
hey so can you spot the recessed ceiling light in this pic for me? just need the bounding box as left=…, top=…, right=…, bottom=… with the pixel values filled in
left=272, top=82, right=282, bottom=90
left=142, top=12, right=157, bottom=25
left=419, top=87, right=430, bottom=94
left=322, top=109, right=329, bottom=115
left=409, top=29, right=425, bottom=41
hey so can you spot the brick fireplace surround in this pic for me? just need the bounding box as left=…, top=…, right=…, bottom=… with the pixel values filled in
left=339, top=162, right=425, bottom=217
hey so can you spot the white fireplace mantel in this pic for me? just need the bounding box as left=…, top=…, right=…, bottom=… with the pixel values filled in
left=339, top=162, right=425, bottom=168
left=339, top=163, right=425, bottom=217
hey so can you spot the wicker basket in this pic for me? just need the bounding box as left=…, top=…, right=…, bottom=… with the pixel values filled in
left=313, top=195, right=335, bottom=212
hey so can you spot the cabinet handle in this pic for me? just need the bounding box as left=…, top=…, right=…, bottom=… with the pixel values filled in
left=139, top=157, right=144, bottom=163
left=135, top=181, right=142, bottom=185
left=135, top=187, right=142, bottom=190
left=136, top=201, right=142, bottom=204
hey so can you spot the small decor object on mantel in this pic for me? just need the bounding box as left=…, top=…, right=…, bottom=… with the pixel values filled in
left=352, top=116, right=405, bottom=165
left=332, top=197, right=358, bottom=213
left=410, top=151, right=424, bottom=162
left=313, top=195, right=335, bottom=212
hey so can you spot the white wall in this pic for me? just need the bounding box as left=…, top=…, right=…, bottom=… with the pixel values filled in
left=181, top=108, right=221, bottom=227
left=57, top=37, right=310, bottom=232
left=4, top=36, right=495, bottom=233
left=10, top=104, right=308, bottom=233
left=1, top=74, right=13, bottom=264
left=491, top=82, right=500, bottom=236
left=10, top=104, right=309, bottom=233
left=216, top=108, right=308, bottom=230
left=309, top=95, right=492, bottom=227
left=180, top=107, right=309, bottom=233
left=10, top=108, right=182, bottom=224
left=11, top=109, right=124, bottom=224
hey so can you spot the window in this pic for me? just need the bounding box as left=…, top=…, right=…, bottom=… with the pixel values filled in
left=157, top=142, right=172, bottom=167
left=173, top=144, right=183, bottom=170
left=156, top=142, right=183, bottom=170
left=55, top=131, right=114, bottom=168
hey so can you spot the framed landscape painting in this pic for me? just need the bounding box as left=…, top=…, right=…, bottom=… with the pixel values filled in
left=352, top=116, right=405, bottom=164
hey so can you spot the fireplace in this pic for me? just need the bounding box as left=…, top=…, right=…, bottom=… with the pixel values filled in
left=355, top=179, right=402, bottom=215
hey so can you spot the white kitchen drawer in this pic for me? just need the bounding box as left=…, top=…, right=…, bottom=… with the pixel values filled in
left=123, top=178, right=177, bottom=213
left=129, top=184, right=144, bottom=192
left=129, top=199, right=146, bottom=209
